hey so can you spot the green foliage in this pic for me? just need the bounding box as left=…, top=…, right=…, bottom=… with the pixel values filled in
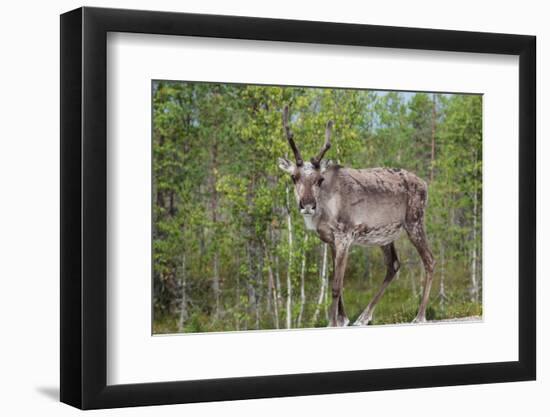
left=152, top=81, right=483, bottom=333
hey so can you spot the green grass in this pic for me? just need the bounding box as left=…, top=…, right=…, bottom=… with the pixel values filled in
left=153, top=269, right=482, bottom=334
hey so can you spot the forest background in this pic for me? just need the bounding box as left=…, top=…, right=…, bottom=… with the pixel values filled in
left=152, top=81, right=482, bottom=333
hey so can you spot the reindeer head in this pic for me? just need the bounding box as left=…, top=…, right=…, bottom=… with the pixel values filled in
left=278, top=105, right=334, bottom=216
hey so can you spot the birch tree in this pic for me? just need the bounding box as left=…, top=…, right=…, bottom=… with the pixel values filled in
left=152, top=82, right=483, bottom=333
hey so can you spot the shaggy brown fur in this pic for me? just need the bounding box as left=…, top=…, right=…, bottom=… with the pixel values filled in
left=279, top=108, right=435, bottom=326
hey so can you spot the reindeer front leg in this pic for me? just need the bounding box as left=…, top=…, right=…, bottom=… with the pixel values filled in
left=329, top=240, right=350, bottom=327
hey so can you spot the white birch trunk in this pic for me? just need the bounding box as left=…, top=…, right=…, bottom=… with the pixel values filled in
left=439, top=245, right=446, bottom=307
left=296, top=234, right=308, bottom=327
left=469, top=148, right=479, bottom=303
left=312, top=243, right=328, bottom=324
left=470, top=185, right=479, bottom=303
left=265, top=251, right=280, bottom=329
left=285, top=186, right=293, bottom=329
left=274, top=253, right=282, bottom=313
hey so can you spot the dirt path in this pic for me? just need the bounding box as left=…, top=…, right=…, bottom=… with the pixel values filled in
left=371, top=316, right=483, bottom=327
left=429, top=316, right=482, bottom=323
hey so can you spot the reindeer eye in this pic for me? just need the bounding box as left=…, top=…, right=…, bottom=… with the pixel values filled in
left=316, top=177, right=324, bottom=186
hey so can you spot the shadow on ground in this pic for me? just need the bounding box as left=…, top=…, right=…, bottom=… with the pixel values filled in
left=36, top=386, right=59, bottom=401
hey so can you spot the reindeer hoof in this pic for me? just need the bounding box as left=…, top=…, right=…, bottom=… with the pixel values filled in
left=353, top=311, right=373, bottom=326
left=412, top=315, right=427, bottom=324
left=328, top=316, right=350, bottom=327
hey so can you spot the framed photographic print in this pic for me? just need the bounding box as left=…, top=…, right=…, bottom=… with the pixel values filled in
left=60, top=6, right=536, bottom=410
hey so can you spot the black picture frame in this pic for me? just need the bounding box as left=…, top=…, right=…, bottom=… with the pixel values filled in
left=60, top=6, right=536, bottom=410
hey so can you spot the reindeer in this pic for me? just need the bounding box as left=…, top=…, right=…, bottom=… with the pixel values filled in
left=278, top=106, right=435, bottom=327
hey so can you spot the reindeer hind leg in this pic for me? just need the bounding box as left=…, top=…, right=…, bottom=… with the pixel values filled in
left=405, top=219, right=435, bottom=323
left=402, top=178, right=435, bottom=323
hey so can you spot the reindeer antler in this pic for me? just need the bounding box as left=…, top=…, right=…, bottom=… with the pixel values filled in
left=311, top=120, right=333, bottom=167
left=282, top=105, right=303, bottom=166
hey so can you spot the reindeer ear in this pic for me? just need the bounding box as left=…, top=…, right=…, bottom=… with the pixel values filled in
left=320, top=159, right=334, bottom=173
left=278, top=157, right=295, bottom=174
